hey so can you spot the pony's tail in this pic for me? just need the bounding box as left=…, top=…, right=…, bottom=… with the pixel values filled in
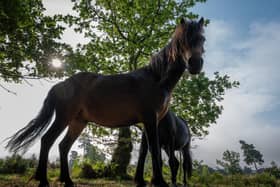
left=185, top=142, right=193, bottom=178
left=5, top=88, right=56, bottom=153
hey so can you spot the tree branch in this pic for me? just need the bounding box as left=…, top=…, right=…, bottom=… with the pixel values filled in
left=106, top=1, right=131, bottom=42
left=0, top=83, right=17, bottom=95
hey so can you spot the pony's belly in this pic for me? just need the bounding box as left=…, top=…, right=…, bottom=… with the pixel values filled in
left=88, top=113, right=138, bottom=127
left=175, top=126, right=189, bottom=149
left=82, top=101, right=140, bottom=127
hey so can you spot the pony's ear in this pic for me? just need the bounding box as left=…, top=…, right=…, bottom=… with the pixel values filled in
left=180, top=17, right=186, bottom=24
left=198, top=17, right=204, bottom=27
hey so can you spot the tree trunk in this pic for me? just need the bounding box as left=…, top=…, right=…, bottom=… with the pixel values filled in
left=111, top=127, right=133, bottom=178
left=254, top=162, right=258, bottom=172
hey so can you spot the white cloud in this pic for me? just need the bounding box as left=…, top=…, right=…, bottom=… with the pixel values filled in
left=193, top=20, right=280, bottom=167
left=43, top=0, right=90, bottom=48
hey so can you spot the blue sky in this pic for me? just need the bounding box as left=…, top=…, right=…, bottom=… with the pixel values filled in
left=194, top=0, right=280, bottom=24
left=190, top=0, right=280, bottom=166
left=193, top=0, right=280, bottom=42
left=0, top=0, right=280, bottom=168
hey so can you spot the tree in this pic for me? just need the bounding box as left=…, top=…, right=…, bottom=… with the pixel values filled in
left=69, top=150, right=78, bottom=174
left=243, top=166, right=252, bottom=174
left=216, top=150, right=242, bottom=175
left=78, top=128, right=106, bottom=164
left=111, top=126, right=133, bottom=177
left=265, top=161, right=280, bottom=179
left=239, top=140, right=264, bottom=171
left=172, top=72, right=239, bottom=137
left=78, top=129, right=92, bottom=157
left=69, top=151, right=78, bottom=162
left=86, top=145, right=106, bottom=163
left=0, top=0, right=67, bottom=85
left=63, top=0, right=208, bottom=176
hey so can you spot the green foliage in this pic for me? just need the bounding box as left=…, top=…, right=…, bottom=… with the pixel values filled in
left=243, top=166, right=253, bottom=174
left=0, top=154, right=28, bottom=174
left=63, top=0, right=206, bottom=73
left=69, top=150, right=78, bottom=167
left=78, top=161, right=119, bottom=179
left=0, top=0, right=67, bottom=82
left=79, top=162, right=96, bottom=179
left=252, top=172, right=277, bottom=186
left=264, top=161, right=280, bottom=179
left=200, top=165, right=211, bottom=185
left=216, top=150, right=242, bottom=175
left=190, top=170, right=278, bottom=187
left=111, top=127, right=132, bottom=176
left=172, top=72, right=239, bottom=137
left=240, top=140, right=264, bottom=171
left=78, top=129, right=106, bottom=164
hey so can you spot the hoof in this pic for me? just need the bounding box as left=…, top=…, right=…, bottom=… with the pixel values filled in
left=64, top=182, right=75, bottom=187
left=63, top=179, right=74, bottom=187
left=151, top=178, right=169, bottom=187
left=38, top=181, right=50, bottom=187
left=135, top=178, right=147, bottom=187
left=60, top=175, right=74, bottom=187
left=134, top=174, right=147, bottom=187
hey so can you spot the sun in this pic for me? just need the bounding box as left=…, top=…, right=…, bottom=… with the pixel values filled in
left=51, top=58, right=63, bottom=69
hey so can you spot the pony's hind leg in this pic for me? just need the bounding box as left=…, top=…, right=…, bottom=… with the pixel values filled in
left=35, top=117, right=67, bottom=187
left=164, top=146, right=179, bottom=187
left=182, top=143, right=192, bottom=186
left=59, top=119, right=86, bottom=187
left=134, top=132, right=148, bottom=187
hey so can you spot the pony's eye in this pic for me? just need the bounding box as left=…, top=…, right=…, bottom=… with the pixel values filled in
left=189, top=35, right=205, bottom=48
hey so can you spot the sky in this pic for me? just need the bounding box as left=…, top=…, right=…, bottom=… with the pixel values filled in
left=0, top=0, right=280, bottom=168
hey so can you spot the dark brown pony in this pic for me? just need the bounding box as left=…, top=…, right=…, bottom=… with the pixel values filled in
left=6, top=18, right=205, bottom=187
left=135, top=110, right=192, bottom=187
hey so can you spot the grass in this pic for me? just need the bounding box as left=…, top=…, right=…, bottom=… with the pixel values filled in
left=1, top=167, right=280, bottom=187
left=0, top=174, right=135, bottom=187
left=1, top=174, right=280, bottom=187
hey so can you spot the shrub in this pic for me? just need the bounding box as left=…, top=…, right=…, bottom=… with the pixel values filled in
left=265, top=166, right=280, bottom=179
left=0, top=154, right=28, bottom=174
left=209, top=172, right=224, bottom=184
left=78, top=161, right=129, bottom=179
left=253, top=172, right=277, bottom=186
left=79, top=162, right=97, bottom=179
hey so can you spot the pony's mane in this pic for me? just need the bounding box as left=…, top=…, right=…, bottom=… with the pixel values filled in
left=148, top=22, right=188, bottom=80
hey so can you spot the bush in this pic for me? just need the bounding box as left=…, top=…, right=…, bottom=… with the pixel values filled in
left=102, top=163, right=119, bottom=178
left=0, top=155, right=28, bottom=174
left=78, top=161, right=127, bottom=179
left=265, top=166, right=280, bottom=179
left=253, top=172, right=277, bottom=186
left=79, top=162, right=97, bottom=178
left=209, top=172, right=224, bottom=184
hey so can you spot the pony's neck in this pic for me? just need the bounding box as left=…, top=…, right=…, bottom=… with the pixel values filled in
left=148, top=43, right=186, bottom=92
left=159, top=56, right=186, bottom=92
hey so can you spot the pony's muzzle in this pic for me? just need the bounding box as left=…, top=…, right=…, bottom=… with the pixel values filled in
left=187, top=56, right=203, bottom=74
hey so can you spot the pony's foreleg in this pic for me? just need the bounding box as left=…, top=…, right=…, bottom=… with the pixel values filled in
left=134, top=132, right=148, bottom=187
left=59, top=120, right=86, bottom=187
left=35, top=118, right=67, bottom=187
left=143, top=114, right=168, bottom=187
